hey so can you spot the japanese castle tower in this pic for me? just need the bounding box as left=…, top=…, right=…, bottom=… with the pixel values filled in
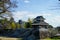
left=32, top=16, right=49, bottom=29
left=32, top=16, right=50, bottom=38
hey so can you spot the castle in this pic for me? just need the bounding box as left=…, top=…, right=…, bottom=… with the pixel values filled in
left=32, top=16, right=50, bottom=38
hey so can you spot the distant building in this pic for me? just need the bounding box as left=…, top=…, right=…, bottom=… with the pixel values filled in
left=19, top=20, right=22, bottom=24
left=18, top=20, right=25, bottom=28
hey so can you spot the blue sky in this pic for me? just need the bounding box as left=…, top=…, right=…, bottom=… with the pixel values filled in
left=13, top=0, right=60, bottom=27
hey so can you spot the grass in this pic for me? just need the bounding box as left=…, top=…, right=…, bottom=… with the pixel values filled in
left=40, top=36, right=60, bottom=40
left=40, top=38, right=60, bottom=40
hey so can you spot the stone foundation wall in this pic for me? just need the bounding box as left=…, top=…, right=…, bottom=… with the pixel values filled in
left=40, top=31, right=50, bottom=39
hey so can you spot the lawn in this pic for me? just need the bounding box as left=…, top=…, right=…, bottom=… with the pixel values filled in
left=40, top=38, right=60, bottom=40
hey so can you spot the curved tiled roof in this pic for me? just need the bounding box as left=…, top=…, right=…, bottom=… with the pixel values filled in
left=32, top=22, right=49, bottom=25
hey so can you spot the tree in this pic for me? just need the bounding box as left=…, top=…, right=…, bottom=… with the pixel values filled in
left=10, top=22, right=16, bottom=29
left=48, top=25, right=53, bottom=28
left=24, top=18, right=32, bottom=28
left=0, top=0, right=17, bottom=29
left=10, top=17, right=14, bottom=22
left=0, top=18, right=10, bottom=29
left=9, top=17, right=16, bottom=29
left=55, top=26, right=60, bottom=31
left=24, top=22, right=30, bottom=28
left=0, top=0, right=17, bottom=14
left=16, top=23, right=21, bottom=29
left=28, top=18, right=32, bottom=28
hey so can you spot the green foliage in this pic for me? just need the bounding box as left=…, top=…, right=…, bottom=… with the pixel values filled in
left=51, top=36, right=60, bottom=39
left=56, top=26, right=60, bottom=31
left=48, top=25, right=53, bottom=28
left=10, top=22, right=16, bottom=29
left=24, top=22, right=30, bottom=28
left=0, top=0, right=17, bottom=29
left=16, top=23, right=21, bottom=29
left=24, top=18, right=32, bottom=28
left=28, top=18, right=32, bottom=28
left=0, top=17, right=21, bottom=29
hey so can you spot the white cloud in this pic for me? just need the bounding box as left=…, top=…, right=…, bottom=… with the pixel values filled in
left=13, top=11, right=52, bottom=21
left=13, top=11, right=28, bottom=21
left=13, top=11, right=60, bottom=27
left=45, top=16, right=60, bottom=27
left=24, top=0, right=30, bottom=3
left=54, top=16, right=60, bottom=22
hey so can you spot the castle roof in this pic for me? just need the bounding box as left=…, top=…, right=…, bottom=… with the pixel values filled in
left=34, top=16, right=45, bottom=20
left=32, top=21, right=48, bottom=25
left=32, top=16, right=49, bottom=25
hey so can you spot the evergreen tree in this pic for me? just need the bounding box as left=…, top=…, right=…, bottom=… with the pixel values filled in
left=28, top=18, right=32, bottom=28
left=24, top=18, right=32, bottom=28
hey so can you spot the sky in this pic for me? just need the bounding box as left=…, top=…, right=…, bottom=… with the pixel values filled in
left=13, top=0, right=60, bottom=27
